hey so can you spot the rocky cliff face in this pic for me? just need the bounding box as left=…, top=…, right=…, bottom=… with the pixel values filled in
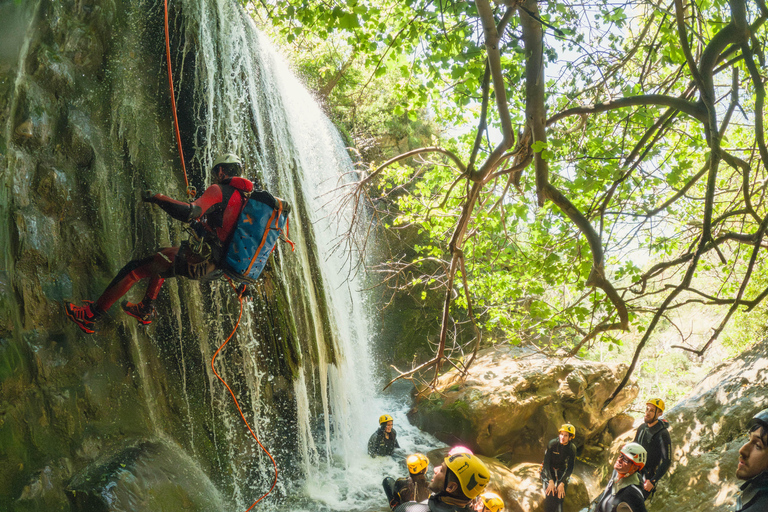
left=613, top=340, right=768, bottom=512
left=0, top=1, right=369, bottom=510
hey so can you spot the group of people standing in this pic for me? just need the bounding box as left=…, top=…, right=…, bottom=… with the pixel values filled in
left=540, top=398, right=671, bottom=512
left=369, top=400, right=768, bottom=512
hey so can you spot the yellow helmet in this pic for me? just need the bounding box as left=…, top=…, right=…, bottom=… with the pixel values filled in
left=443, top=453, right=490, bottom=500
left=646, top=398, right=665, bottom=413
left=379, top=414, right=394, bottom=425
left=479, top=491, right=504, bottom=512
left=406, top=453, right=429, bottom=475
left=559, top=423, right=576, bottom=438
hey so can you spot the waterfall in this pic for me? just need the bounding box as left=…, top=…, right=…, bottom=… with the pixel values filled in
left=0, top=0, right=444, bottom=509
left=178, top=1, right=389, bottom=508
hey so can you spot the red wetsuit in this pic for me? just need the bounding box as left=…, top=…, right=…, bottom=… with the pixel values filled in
left=94, top=177, right=253, bottom=312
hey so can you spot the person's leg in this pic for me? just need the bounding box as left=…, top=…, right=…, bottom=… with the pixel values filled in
left=118, top=248, right=178, bottom=324
left=95, top=249, right=175, bottom=311
left=382, top=477, right=396, bottom=503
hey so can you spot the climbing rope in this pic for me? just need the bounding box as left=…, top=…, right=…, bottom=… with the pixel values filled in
left=211, top=279, right=279, bottom=510
left=163, top=0, right=195, bottom=199
left=164, top=1, right=278, bottom=506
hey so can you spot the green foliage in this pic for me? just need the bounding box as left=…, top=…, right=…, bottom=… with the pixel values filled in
left=252, top=0, right=768, bottom=370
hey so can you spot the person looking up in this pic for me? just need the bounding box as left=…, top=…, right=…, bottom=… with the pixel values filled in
left=449, top=446, right=473, bottom=456
left=592, top=443, right=648, bottom=512
left=393, top=452, right=490, bottom=512
left=735, top=408, right=768, bottom=512
left=65, top=154, right=255, bottom=333
left=632, top=398, right=672, bottom=499
left=384, top=452, right=431, bottom=509
left=369, top=414, right=400, bottom=457
left=541, top=424, right=577, bottom=512
left=474, top=491, right=504, bottom=512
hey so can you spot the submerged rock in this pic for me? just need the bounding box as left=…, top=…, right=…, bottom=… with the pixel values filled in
left=66, top=439, right=229, bottom=512
left=408, top=345, right=638, bottom=463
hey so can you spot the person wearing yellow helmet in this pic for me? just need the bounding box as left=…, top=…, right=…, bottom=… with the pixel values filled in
left=632, top=398, right=672, bottom=499
left=592, top=443, right=648, bottom=512
left=383, top=453, right=431, bottom=509
left=540, top=424, right=576, bottom=512
left=368, top=414, right=400, bottom=457
left=393, top=453, right=490, bottom=512
left=474, top=491, right=504, bottom=512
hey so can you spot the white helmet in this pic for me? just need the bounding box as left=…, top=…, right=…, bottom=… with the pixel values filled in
left=620, top=442, right=647, bottom=469
left=211, top=153, right=243, bottom=176
left=212, top=153, right=242, bottom=167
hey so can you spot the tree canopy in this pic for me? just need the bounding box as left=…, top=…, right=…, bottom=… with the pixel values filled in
left=251, top=0, right=768, bottom=405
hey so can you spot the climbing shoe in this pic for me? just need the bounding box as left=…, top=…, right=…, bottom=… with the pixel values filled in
left=64, top=300, right=102, bottom=334
left=121, top=300, right=155, bottom=325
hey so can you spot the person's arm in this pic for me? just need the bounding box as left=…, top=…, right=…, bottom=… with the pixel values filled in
left=145, top=185, right=223, bottom=223
left=541, top=441, right=555, bottom=483
left=649, top=429, right=672, bottom=483
left=559, top=445, right=576, bottom=485
left=368, top=431, right=380, bottom=457
left=393, top=430, right=400, bottom=449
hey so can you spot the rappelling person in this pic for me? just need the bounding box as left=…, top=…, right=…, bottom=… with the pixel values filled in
left=369, top=414, right=400, bottom=457
left=735, top=408, right=768, bottom=511
left=65, top=154, right=270, bottom=333
left=393, top=452, right=490, bottom=512
left=632, top=398, right=672, bottom=499
left=473, top=491, right=504, bottom=512
left=383, top=452, right=431, bottom=509
left=591, top=442, right=648, bottom=512
left=540, top=423, right=576, bottom=512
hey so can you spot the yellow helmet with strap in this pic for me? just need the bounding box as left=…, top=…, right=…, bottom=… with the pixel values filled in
left=379, top=414, right=393, bottom=425
left=406, top=453, right=429, bottom=475
left=646, top=398, right=665, bottom=413
left=558, top=423, right=576, bottom=438
left=444, top=453, right=490, bottom=500
left=479, top=491, right=504, bottom=512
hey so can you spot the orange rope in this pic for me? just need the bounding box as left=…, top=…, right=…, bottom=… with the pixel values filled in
left=163, top=0, right=195, bottom=199
left=211, top=281, right=279, bottom=510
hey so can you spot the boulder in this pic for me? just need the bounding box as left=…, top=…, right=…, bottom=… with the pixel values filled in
left=409, top=345, right=639, bottom=463
left=64, top=439, right=230, bottom=512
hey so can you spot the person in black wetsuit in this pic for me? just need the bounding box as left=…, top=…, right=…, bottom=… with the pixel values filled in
left=369, top=414, right=400, bottom=457
left=541, top=423, right=577, bottom=512
left=393, top=453, right=490, bottom=512
left=593, top=442, right=648, bottom=512
left=384, top=452, right=431, bottom=509
left=735, top=408, right=768, bottom=512
left=632, top=398, right=672, bottom=499
left=65, top=154, right=255, bottom=333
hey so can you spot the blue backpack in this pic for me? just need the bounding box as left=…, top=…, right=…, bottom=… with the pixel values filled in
left=223, top=190, right=292, bottom=284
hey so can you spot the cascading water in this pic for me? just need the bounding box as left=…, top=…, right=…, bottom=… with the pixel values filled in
left=179, top=2, right=444, bottom=510
left=0, top=0, right=444, bottom=510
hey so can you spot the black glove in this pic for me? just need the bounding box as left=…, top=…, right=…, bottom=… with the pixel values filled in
left=141, top=189, right=157, bottom=203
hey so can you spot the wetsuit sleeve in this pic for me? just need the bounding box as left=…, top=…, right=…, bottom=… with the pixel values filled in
left=650, top=429, right=672, bottom=483
left=191, top=184, right=224, bottom=218
left=368, top=431, right=381, bottom=457
left=394, top=431, right=400, bottom=449
left=542, top=440, right=555, bottom=483
left=559, top=444, right=576, bottom=485
left=152, top=194, right=197, bottom=222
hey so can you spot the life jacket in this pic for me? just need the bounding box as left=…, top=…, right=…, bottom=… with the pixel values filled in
left=221, top=188, right=293, bottom=284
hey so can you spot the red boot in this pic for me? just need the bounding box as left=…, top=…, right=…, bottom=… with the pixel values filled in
left=64, top=300, right=102, bottom=334
left=121, top=300, right=156, bottom=325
